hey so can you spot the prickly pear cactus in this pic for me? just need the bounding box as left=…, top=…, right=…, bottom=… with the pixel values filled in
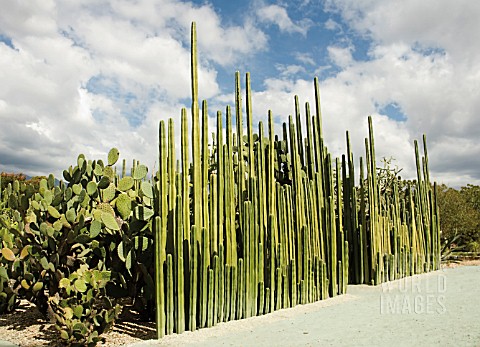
left=49, top=264, right=121, bottom=346
left=0, top=148, right=156, bottom=344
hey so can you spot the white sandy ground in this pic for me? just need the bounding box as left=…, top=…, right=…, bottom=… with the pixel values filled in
left=128, top=266, right=480, bottom=347
left=1, top=264, right=479, bottom=346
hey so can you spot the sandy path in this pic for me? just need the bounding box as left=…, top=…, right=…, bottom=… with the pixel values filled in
left=1, top=265, right=479, bottom=346
left=128, top=266, right=480, bottom=347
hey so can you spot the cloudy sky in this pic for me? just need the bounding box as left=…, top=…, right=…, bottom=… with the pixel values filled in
left=0, top=0, right=479, bottom=187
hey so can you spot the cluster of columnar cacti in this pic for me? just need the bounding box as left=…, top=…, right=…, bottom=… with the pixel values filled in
left=152, top=23, right=440, bottom=337
left=343, top=121, right=441, bottom=285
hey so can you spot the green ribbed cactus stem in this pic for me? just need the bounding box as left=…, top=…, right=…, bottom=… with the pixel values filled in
left=258, top=281, right=265, bottom=316
left=368, top=116, right=379, bottom=217
left=216, top=110, right=224, bottom=250
left=166, top=254, right=174, bottom=335
left=276, top=267, right=282, bottom=310
left=257, top=243, right=265, bottom=294
left=213, top=255, right=219, bottom=326
left=267, top=111, right=276, bottom=227
left=159, top=121, right=168, bottom=265
left=237, top=258, right=244, bottom=320
left=344, top=241, right=348, bottom=293
left=294, top=95, right=305, bottom=167
left=218, top=243, right=225, bottom=322
left=224, top=145, right=232, bottom=266
left=121, top=158, right=126, bottom=178
left=230, top=265, right=237, bottom=321
left=154, top=216, right=165, bottom=338
left=200, top=227, right=208, bottom=328
left=210, top=174, right=218, bottom=258
left=167, top=119, right=176, bottom=255
left=299, top=279, right=305, bottom=305
left=191, top=23, right=202, bottom=234
left=243, top=202, right=251, bottom=318
left=359, top=156, right=368, bottom=284
left=201, top=100, right=210, bottom=235
left=302, top=225, right=309, bottom=298
left=315, top=257, right=321, bottom=300
left=338, top=259, right=343, bottom=296
left=322, top=260, right=328, bottom=299
left=226, top=124, right=235, bottom=265
left=175, top=194, right=185, bottom=333
left=189, top=226, right=198, bottom=331
left=283, top=270, right=289, bottom=308
left=250, top=201, right=258, bottom=317
left=291, top=258, right=297, bottom=306
left=246, top=73, right=255, bottom=178
left=224, top=264, right=231, bottom=321
left=235, top=71, right=245, bottom=236
left=181, top=108, right=190, bottom=242
left=207, top=269, right=214, bottom=328
left=310, top=267, right=315, bottom=303
left=268, top=214, right=275, bottom=313
left=257, top=122, right=267, bottom=268
left=258, top=246, right=264, bottom=314
left=265, top=287, right=271, bottom=314
left=328, top=195, right=337, bottom=297
left=305, top=102, right=315, bottom=179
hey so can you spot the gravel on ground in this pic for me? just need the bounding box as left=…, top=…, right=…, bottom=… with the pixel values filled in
left=1, top=261, right=479, bottom=347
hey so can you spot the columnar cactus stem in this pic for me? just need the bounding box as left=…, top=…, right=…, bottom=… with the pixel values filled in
left=191, top=22, right=202, bottom=234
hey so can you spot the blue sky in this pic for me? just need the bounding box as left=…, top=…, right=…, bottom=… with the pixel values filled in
left=0, top=0, right=479, bottom=187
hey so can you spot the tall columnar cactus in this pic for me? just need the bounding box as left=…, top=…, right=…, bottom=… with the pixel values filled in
left=147, top=22, right=440, bottom=340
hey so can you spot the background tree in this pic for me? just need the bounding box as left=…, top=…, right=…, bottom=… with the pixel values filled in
left=1, top=172, right=26, bottom=191
left=437, top=184, right=480, bottom=252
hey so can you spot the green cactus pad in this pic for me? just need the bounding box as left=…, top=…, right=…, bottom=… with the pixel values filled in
left=32, top=281, right=44, bottom=292
left=98, top=176, right=110, bottom=189
left=53, top=220, right=63, bottom=232
left=116, top=194, right=131, bottom=220
left=81, top=194, right=90, bottom=208
left=140, top=181, right=153, bottom=199
left=66, top=208, right=76, bottom=224
left=102, top=183, right=116, bottom=203
left=133, top=164, right=148, bottom=180
left=93, top=162, right=104, bottom=176
left=39, top=178, right=48, bottom=192
left=86, top=181, right=97, bottom=196
left=47, top=174, right=55, bottom=189
left=86, top=161, right=93, bottom=177
left=96, top=203, right=115, bottom=216
left=47, top=205, right=61, bottom=219
left=73, top=305, right=83, bottom=319
left=59, top=278, right=71, bottom=288
left=117, top=176, right=134, bottom=192
left=64, top=187, right=73, bottom=201
left=72, top=184, right=82, bottom=196
left=1, top=248, right=15, bottom=262
left=74, top=279, right=87, bottom=293
left=101, top=212, right=120, bottom=231
left=117, top=241, right=126, bottom=262
left=103, top=166, right=115, bottom=181
left=93, top=209, right=103, bottom=221
left=108, top=148, right=120, bottom=166
left=90, top=220, right=102, bottom=238
left=77, top=154, right=85, bottom=167
left=42, top=190, right=53, bottom=206
left=63, top=169, right=72, bottom=182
